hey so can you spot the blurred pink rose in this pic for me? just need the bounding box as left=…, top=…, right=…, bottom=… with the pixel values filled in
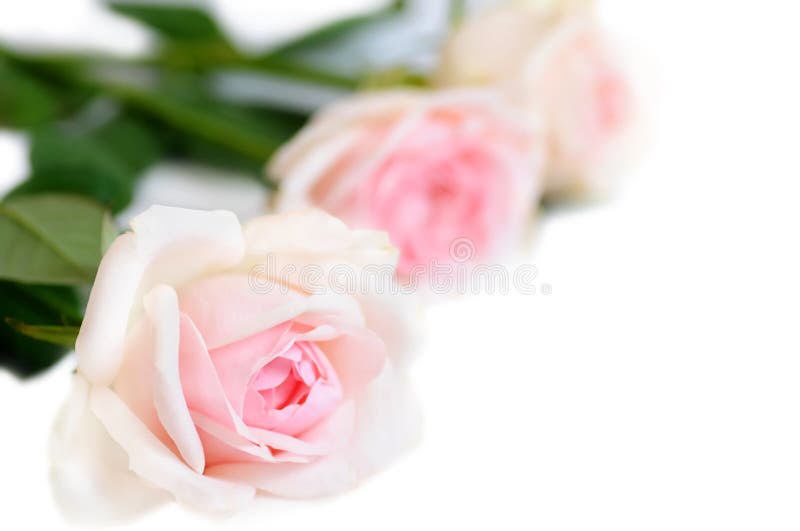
left=51, top=206, right=419, bottom=523
left=522, top=17, right=631, bottom=195
left=270, top=90, right=543, bottom=277
left=438, top=4, right=632, bottom=197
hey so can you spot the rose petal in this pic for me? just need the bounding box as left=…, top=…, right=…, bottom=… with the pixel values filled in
left=178, top=314, right=328, bottom=463
left=311, top=325, right=386, bottom=398
left=269, top=91, right=420, bottom=178
left=205, top=400, right=358, bottom=497
left=279, top=315, right=387, bottom=398
left=75, top=233, right=143, bottom=385
left=178, top=312, right=267, bottom=447
left=190, top=411, right=278, bottom=464
left=177, top=272, right=366, bottom=349
left=144, top=284, right=205, bottom=474
left=336, top=362, right=421, bottom=480
left=274, top=127, right=365, bottom=212
left=89, top=385, right=255, bottom=511
left=355, top=291, right=420, bottom=369
left=209, top=321, right=294, bottom=413
left=205, top=364, right=419, bottom=498
left=50, top=374, right=167, bottom=525
left=77, top=206, right=245, bottom=385
left=243, top=209, right=397, bottom=276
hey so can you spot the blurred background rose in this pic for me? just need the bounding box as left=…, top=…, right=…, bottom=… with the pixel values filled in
left=438, top=0, right=632, bottom=198
left=270, top=90, right=543, bottom=277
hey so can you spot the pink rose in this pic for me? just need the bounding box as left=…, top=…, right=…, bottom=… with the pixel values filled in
left=270, top=90, right=543, bottom=278
left=50, top=206, right=419, bottom=523
left=522, top=17, right=631, bottom=195
left=438, top=5, right=632, bottom=197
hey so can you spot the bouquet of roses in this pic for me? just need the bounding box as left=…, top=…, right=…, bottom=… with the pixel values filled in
left=0, top=0, right=633, bottom=523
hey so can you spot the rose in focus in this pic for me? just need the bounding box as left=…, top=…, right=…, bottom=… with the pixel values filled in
left=438, top=1, right=632, bottom=197
left=50, top=206, right=419, bottom=522
left=270, top=90, right=543, bottom=278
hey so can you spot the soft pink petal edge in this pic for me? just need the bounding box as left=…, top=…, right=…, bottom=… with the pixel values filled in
left=89, top=383, right=255, bottom=511
left=76, top=206, right=245, bottom=385
left=50, top=374, right=167, bottom=525
left=145, top=284, right=206, bottom=473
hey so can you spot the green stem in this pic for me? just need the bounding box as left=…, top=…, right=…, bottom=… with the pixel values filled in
left=3, top=48, right=359, bottom=90
left=1, top=48, right=294, bottom=161
left=100, top=82, right=273, bottom=160
left=263, top=0, right=406, bottom=58
left=245, top=55, right=358, bottom=89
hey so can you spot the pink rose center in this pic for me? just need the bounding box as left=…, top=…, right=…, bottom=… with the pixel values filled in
left=241, top=338, right=343, bottom=437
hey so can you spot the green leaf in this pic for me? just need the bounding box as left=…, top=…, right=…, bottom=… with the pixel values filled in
left=449, top=0, right=466, bottom=27
left=0, top=282, right=82, bottom=377
left=241, top=1, right=408, bottom=90
left=103, top=81, right=303, bottom=164
left=9, top=116, right=161, bottom=212
left=4, top=282, right=84, bottom=323
left=4, top=319, right=79, bottom=347
left=162, top=108, right=304, bottom=178
left=0, top=52, right=97, bottom=128
left=0, top=58, right=61, bottom=127
left=0, top=194, right=115, bottom=285
left=108, top=1, right=227, bottom=42
left=248, top=55, right=360, bottom=89
left=91, top=114, right=163, bottom=175
left=11, top=168, right=132, bottom=215
left=359, top=66, right=430, bottom=90
left=101, top=210, right=118, bottom=253
left=13, top=126, right=132, bottom=212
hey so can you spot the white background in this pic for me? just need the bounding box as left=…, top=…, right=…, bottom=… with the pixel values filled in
left=2, top=0, right=800, bottom=529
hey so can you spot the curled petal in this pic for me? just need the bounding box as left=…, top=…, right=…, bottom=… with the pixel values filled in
left=145, top=284, right=205, bottom=473
left=77, top=206, right=245, bottom=385
left=243, top=209, right=398, bottom=279
left=50, top=374, right=167, bottom=525
left=89, top=385, right=255, bottom=511
left=75, top=233, right=143, bottom=385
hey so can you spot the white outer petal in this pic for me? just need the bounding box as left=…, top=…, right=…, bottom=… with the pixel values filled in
left=89, top=385, right=255, bottom=511
left=50, top=374, right=168, bottom=525
left=244, top=209, right=397, bottom=268
left=75, top=233, right=143, bottom=385
left=76, top=206, right=245, bottom=385
left=243, top=209, right=399, bottom=301
left=332, top=362, right=421, bottom=482
left=355, top=291, right=422, bottom=369
left=145, top=284, right=205, bottom=473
